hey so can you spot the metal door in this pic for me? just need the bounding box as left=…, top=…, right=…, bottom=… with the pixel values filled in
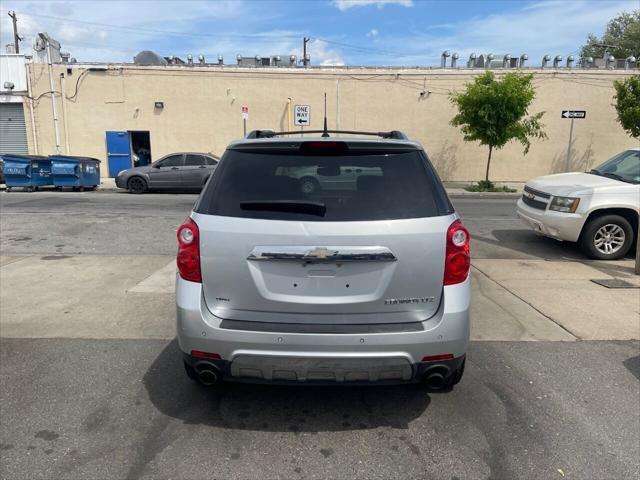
left=0, top=103, right=28, bottom=155
left=106, top=131, right=131, bottom=177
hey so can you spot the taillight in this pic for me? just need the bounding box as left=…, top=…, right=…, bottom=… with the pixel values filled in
left=444, top=219, right=470, bottom=286
left=177, top=217, right=201, bottom=283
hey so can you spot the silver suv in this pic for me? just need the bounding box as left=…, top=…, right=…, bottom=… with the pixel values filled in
left=176, top=130, right=471, bottom=390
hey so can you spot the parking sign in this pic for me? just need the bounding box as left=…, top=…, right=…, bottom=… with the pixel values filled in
left=294, top=105, right=310, bottom=126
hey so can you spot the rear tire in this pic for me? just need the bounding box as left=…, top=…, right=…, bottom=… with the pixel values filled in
left=579, top=214, right=634, bottom=260
left=127, top=176, right=147, bottom=194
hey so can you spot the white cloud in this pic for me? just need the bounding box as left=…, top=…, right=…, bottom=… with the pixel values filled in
left=333, top=0, right=413, bottom=12
left=363, top=0, right=638, bottom=65
left=307, top=39, right=345, bottom=66
left=366, top=29, right=379, bottom=38
left=0, top=1, right=250, bottom=61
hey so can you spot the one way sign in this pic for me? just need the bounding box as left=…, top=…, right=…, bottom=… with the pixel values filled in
left=294, top=105, right=311, bottom=126
left=561, top=110, right=586, bottom=119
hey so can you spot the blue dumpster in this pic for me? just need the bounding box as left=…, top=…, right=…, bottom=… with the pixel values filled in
left=1, top=155, right=52, bottom=191
left=50, top=155, right=101, bottom=191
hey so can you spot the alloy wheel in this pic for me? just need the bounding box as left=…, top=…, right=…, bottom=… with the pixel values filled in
left=593, top=223, right=625, bottom=255
left=128, top=177, right=146, bottom=194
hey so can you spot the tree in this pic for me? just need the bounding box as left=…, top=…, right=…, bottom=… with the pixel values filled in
left=613, top=75, right=640, bottom=139
left=450, top=71, right=547, bottom=183
left=580, top=10, right=640, bottom=60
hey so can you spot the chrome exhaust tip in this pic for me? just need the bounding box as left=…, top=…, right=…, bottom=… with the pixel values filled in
left=422, top=367, right=448, bottom=390
left=194, top=362, right=221, bottom=386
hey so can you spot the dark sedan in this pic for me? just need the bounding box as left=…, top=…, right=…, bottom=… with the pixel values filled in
left=115, top=152, right=219, bottom=194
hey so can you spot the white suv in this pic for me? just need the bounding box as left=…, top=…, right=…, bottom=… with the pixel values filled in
left=175, top=130, right=471, bottom=390
left=517, top=148, right=639, bottom=260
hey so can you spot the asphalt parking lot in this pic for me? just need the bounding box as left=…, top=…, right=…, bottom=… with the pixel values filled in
left=0, top=190, right=587, bottom=259
left=1, top=191, right=639, bottom=480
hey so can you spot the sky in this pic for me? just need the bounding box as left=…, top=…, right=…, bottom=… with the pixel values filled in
left=0, top=0, right=637, bottom=66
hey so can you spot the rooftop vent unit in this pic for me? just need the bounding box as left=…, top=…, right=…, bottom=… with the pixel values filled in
left=164, top=55, right=185, bottom=65
left=187, top=54, right=193, bottom=65
left=451, top=52, right=459, bottom=68
left=133, top=50, right=168, bottom=66
left=290, top=55, right=297, bottom=66
left=198, top=55, right=205, bottom=64
left=625, top=56, right=637, bottom=69
left=541, top=54, right=551, bottom=68
left=519, top=54, right=528, bottom=67
left=553, top=55, right=562, bottom=68
left=235, top=55, right=271, bottom=67
left=566, top=55, right=574, bottom=68
left=217, top=55, right=223, bottom=65
left=440, top=50, right=450, bottom=68
left=467, top=52, right=477, bottom=68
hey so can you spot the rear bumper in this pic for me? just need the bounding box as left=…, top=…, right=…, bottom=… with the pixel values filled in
left=183, top=351, right=466, bottom=385
left=516, top=198, right=584, bottom=242
left=176, top=274, right=470, bottom=384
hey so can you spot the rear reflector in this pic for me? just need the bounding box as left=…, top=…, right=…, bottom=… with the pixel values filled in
left=422, top=354, right=454, bottom=362
left=191, top=350, right=222, bottom=360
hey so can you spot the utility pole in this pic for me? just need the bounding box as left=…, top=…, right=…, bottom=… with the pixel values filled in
left=636, top=213, right=640, bottom=275
left=303, top=37, right=309, bottom=67
left=8, top=11, right=20, bottom=54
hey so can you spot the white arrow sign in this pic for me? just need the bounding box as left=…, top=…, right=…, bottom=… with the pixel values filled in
left=561, top=110, right=586, bottom=119
left=294, top=104, right=311, bottom=126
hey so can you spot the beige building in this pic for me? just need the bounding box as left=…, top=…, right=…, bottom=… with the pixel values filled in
left=21, top=63, right=638, bottom=181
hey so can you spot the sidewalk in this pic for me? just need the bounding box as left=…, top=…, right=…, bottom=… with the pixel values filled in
left=473, top=258, right=639, bottom=340
left=1, top=254, right=637, bottom=341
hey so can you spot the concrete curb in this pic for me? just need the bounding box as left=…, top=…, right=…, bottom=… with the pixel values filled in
left=446, top=189, right=521, bottom=198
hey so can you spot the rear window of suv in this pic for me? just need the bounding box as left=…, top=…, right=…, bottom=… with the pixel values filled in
left=196, top=147, right=452, bottom=221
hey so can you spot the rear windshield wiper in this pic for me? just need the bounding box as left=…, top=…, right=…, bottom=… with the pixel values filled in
left=240, top=200, right=327, bottom=216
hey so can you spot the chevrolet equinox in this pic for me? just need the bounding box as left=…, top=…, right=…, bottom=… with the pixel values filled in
left=176, top=130, right=471, bottom=390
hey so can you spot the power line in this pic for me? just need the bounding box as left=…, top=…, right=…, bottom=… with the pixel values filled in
left=314, top=38, right=416, bottom=58
left=23, top=12, right=425, bottom=60
left=24, top=12, right=302, bottom=40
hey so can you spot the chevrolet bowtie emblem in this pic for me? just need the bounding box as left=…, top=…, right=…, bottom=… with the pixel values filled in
left=304, top=247, right=338, bottom=260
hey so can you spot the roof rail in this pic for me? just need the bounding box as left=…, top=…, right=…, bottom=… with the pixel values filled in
left=246, top=129, right=408, bottom=140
